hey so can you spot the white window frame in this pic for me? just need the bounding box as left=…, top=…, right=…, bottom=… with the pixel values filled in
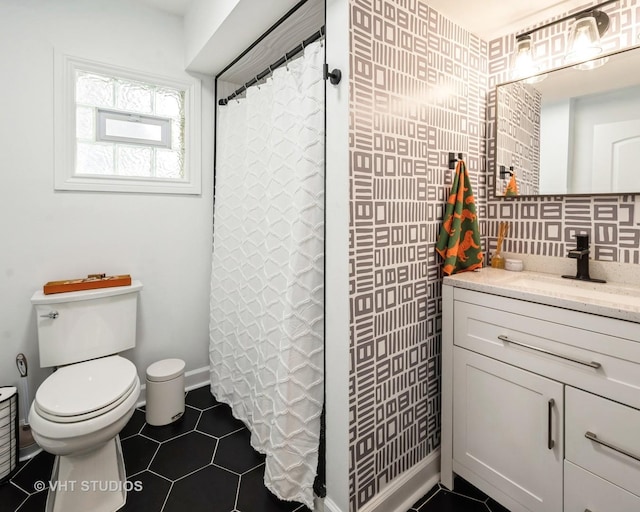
left=96, top=109, right=172, bottom=148
left=54, top=52, right=202, bottom=195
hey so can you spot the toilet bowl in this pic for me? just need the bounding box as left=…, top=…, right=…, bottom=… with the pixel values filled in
left=30, top=280, right=143, bottom=512
left=29, top=355, right=140, bottom=512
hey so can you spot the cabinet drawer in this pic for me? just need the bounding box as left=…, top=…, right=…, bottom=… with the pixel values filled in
left=564, top=460, right=640, bottom=512
left=566, top=386, right=640, bottom=496
left=454, top=297, right=640, bottom=409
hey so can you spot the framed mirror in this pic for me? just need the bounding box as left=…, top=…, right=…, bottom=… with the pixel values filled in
left=495, top=45, right=640, bottom=197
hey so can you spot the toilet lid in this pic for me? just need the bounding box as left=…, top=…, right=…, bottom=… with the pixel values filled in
left=35, top=356, right=137, bottom=419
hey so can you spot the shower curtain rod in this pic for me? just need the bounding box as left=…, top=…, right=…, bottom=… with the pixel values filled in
left=218, top=26, right=325, bottom=106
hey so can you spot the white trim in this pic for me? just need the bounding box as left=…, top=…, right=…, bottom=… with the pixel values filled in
left=358, top=450, right=441, bottom=512
left=441, top=283, right=455, bottom=489
left=136, top=365, right=210, bottom=408
left=184, top=365, right=211, bottom=392
left=324, top=0, right=351, bottom=510
left=96, top=109, right=172, bottom=148
left=54, top=51, right=202, bottom=195
left=322, top=497, right=344, bottom=512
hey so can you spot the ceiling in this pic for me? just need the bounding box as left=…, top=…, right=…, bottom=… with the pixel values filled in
left=425, top=0, right=591, bottom=39
left=132, top=0, right=191, bottom=17
left=132, top=0, right=591, bottom=39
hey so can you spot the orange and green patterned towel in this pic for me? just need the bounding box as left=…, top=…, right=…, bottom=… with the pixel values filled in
left=436, top=160, right=483, bottom=275
left=505, top=173, right=519, bottom=196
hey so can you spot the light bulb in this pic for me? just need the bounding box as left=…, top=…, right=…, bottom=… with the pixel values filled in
left=566, top=14, right=604, bottom=67
left=511, top=36, right=545, bottom=83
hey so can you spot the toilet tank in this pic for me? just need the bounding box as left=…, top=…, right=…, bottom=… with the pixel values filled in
left=31, top=281, right=143, bottom=368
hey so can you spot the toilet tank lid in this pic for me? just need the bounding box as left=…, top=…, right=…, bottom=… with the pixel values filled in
left=31, top=280, right=143, bottom=304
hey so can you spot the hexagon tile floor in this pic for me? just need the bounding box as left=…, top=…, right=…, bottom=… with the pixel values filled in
left=0, top=386, right=311, bottom=512
left=407, top=477, right=511, bottom=512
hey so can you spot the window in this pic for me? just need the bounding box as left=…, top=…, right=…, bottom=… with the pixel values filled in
left=55, top=53, right=201, bottom=194
left=96, top=109, right=172, bottom=148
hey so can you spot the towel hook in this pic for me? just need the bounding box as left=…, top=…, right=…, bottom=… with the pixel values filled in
left=448, top=152, right=463, bottom=169
left=499, top=165, right=515, bottom=179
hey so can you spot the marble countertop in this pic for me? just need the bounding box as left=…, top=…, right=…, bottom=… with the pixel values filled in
left=443, top=267, right=640, bottom=323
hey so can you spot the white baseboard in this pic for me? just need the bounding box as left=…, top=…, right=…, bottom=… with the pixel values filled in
left=322, top=497, right=343, bottom=512
left=358, top=449, right=440, bottom=512
left=184, top=365, right=211, bottom=391
left=136, top=365, right=210, bottom=408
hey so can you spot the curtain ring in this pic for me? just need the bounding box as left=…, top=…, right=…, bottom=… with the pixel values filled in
left=255, top=76, right=260, bottom=89
left=284, top=54, right=289, bottom=71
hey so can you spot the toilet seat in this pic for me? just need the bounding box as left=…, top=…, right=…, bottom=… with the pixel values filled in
left=34, top=356, right=138, bottom=423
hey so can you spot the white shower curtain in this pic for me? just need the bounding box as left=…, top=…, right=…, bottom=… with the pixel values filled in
left=209, top=40, right=324, bottom=509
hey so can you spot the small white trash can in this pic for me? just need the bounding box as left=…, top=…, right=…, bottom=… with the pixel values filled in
left=145, top=359, right=186, bottom=426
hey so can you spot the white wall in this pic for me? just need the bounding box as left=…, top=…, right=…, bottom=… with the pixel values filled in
left=184, top=0, right=240, bottom=71
left=571, top=86, right=640, bottom=194
left=324, top=0, right=350, bottom=510
left=539, top=99, right=571, bottom=194
left=0, top=0, right=214, bottom=419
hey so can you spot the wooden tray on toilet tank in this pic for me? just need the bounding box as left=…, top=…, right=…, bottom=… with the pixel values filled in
left=43, top=274, right=132, bottom=295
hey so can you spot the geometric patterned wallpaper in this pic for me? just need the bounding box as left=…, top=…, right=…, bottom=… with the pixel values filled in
left=348, top=0, right=486, bottom=509
left=349, top=1, right=640, bottom=511
left=485, top=0, right=640, bottom=263
left=495, top=81, right=541, bottom=196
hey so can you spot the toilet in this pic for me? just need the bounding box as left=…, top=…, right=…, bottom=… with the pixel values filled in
left=29, top=281, right=143, bottom=512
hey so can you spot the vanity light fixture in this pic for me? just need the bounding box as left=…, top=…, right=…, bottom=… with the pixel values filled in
left=511, top=36, right=546, bottom=83
left=511, top=0, right=617, bottom=78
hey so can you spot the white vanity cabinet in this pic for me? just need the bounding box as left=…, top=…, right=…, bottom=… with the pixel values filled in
left=440, top=271, right=640, bottom=512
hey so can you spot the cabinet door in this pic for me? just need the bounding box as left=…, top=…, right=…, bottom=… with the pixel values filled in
left=453, top=347, right=563, bottom=512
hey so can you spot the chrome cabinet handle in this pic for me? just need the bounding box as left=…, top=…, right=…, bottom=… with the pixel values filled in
left=548, top=398, right=555, bottom=450
left=585, top=431, right=640, bottom=463
left=40, top=311, right=59, bottom=319
left=498, top=335, right=601, bottom=369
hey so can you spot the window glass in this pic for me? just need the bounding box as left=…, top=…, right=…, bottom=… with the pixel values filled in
left=75, top=71, right=184, bottom=179
left=55, top=53, right=201, bottom=194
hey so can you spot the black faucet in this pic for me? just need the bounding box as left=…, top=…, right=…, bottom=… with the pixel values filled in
left=562, top=234, right=606, bottom=283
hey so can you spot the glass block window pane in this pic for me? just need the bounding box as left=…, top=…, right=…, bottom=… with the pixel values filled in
left=116, top=146, right=152, bottom=177
left=76, top=106, right=94, bottom=140
left=116, top=79, right=153, bottom=114
left=155, top=88, right=183, bottom=117
left=171, top=119, right=184, bottom=152
left=76, top=142, right=114, bottom=175
left=156, top=149, right=182, bottom=179
left=76, top=72, right=114, bottom=108
left=74, top=68, right=185, bottom=181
